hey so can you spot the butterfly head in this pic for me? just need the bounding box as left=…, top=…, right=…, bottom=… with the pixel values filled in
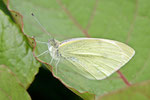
left=48, top=38, right=60, bottom=48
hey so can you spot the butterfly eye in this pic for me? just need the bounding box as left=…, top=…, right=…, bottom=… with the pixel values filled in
left=52, top=38, right=55, bottom=42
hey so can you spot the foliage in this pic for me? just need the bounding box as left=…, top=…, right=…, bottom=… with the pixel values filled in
left=0, top=0, right=150, bottom=100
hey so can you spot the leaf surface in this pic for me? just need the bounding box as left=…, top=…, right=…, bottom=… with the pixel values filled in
left=0, top=9, right=40, bottom=88
left=99, top=80, right=150, bottom=100
left=3, top=0, right=150, bottom=99
left=0, top=65, right=31, bottom=100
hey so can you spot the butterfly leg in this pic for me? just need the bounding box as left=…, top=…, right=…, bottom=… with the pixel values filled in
left=49, top=50, right=57, bottom=64
left=50, top=57, right=54, bottom=64
left=55, top=58, right=60, bottom=75
left=35, top=39, right=48, bottom=44
left=55, top=58, right=60, bottom=67
left=36, top=50, right=49, bottom=57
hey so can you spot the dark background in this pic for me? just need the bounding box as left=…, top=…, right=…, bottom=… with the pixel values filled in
left=27, top=66, right=82, bottom=100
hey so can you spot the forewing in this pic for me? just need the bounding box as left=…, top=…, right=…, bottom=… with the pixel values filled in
left=59, top=38, right=135, bottom=80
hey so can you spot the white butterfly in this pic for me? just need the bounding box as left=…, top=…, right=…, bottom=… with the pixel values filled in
left=32, top=13, right=135, bottom=80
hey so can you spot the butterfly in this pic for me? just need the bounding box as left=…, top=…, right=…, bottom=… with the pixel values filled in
left=32, top=13, right=135, bottom=80
left=36, top=37, right=135, bottom=80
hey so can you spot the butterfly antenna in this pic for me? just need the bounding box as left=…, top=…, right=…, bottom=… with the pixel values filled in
left=31, top=13, right=52, bottom=37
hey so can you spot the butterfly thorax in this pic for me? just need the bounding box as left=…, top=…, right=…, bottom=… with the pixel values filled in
left=48, top=39, right=60, bottom=60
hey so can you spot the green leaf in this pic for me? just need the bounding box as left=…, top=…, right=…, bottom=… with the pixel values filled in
left=0, top=9, right=40, bottom=88
left=99, top=80, right=150, bottom=100
left=0, top=65, right=31, bottom=100
left=4, top=0, right=150, bottom=99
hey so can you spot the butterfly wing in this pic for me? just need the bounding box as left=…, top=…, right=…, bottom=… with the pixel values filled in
left=58, top=38, right=135, bottom=80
